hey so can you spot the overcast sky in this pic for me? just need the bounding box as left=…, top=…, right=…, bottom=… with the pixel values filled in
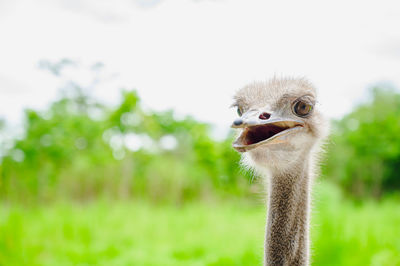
left=1, top=0, right=400, bottom=137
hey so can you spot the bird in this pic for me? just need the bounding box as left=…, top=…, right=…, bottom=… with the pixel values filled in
left=231, top=77, right=328, bottom=265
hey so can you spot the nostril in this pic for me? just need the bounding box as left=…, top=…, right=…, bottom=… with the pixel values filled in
left=259, top=112, right=271, bottom=120
left=233, top=119, right=243, bottom=126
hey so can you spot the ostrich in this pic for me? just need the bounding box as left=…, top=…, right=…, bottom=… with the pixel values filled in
left=231, top=77, right=328, bottom=265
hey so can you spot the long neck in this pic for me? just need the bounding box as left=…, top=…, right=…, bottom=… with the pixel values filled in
left=264, top=159, right=311, bottom=266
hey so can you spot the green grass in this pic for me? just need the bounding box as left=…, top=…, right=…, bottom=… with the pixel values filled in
left=0, top=200, right=265, bottom=266
left=1, top=182, right=400, bottom=266
left=312, top=183, right=400, bottom=266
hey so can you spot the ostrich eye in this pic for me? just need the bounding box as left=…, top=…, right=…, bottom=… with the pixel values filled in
left=237, top=107, right=243, bottom=116
left=293, top=100, right=313, bottom=117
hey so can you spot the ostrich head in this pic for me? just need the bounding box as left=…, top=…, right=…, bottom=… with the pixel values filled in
left=232, top=77, right=328, bottom=173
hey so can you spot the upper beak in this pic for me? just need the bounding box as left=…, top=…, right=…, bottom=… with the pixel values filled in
left=231, top=112, right=305, bottom=152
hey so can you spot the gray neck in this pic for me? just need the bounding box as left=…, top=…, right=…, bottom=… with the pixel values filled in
left=264, top=159, right=311, bottom=266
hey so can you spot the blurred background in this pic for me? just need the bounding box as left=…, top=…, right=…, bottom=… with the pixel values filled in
left=1, top=0, right=400, bottom=265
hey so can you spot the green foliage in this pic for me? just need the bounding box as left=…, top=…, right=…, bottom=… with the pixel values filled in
left=324, top=87, right=400, bottom=198
left=0, top=84, right=253, bottom=203
left=2, top=80, right=400, bottom=202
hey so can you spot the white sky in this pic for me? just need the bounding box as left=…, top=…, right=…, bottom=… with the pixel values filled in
left=1, top=0, right=400, bottom=137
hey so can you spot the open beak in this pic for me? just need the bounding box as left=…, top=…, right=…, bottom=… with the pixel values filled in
left=231, top=116, right=304, bottom=153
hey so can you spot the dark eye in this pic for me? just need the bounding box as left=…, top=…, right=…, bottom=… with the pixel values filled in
left=293, top=100, right=313, bottom=117
left=237, top=107, right=243, bottom=116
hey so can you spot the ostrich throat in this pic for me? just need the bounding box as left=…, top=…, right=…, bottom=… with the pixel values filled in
left=265, top=158, right=311, bottom=266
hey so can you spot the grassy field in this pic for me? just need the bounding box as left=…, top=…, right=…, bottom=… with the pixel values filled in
left=1, top=182, right=400, bottom=266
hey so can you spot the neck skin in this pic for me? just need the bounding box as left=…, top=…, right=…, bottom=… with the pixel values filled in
left=264, top=158, right=311, bottom=266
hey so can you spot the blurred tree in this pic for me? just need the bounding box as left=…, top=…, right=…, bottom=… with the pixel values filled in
left=324, top=87, right=400, bottom=198
left=0, top=61, right=253, bottom=203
